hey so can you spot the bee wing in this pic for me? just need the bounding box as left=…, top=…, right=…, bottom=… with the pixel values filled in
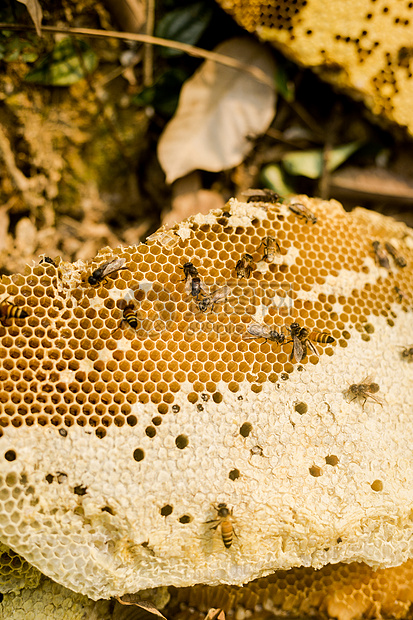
left=359, top=374, right=375, bottom=385
left=244, top=323, right=264, bottom=340
left=290, top=337, right=304, bottom=362
left=307, top=340, right=319, bottom=357
left=242, top=189, right=261, bottom=198
left=213, top=285, right=231, bottom=301
left=100, top=257, right=126, bottom=277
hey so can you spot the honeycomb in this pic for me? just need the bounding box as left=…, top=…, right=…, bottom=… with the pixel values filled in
left=0, top=196, right=412, bottom=607
left=0, top=574, right=110, bottom=620
left=216, top=0, right=413, bottom=135
left=171, top=560, right=413, bottom=620
left=0, top=541, right=41, bottom=594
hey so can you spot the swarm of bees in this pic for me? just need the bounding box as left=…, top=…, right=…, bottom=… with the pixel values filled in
left=207, top=503, right=235, bottom=548
left=344, top=376, right=383, bottom=409
left=288, top=202, right=317, bottom=224
left=0, top=297, right=28, bottom=326
left=88, top=258, right=126, bottom=286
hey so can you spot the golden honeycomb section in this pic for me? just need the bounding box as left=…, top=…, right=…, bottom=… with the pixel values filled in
left=170, top=560, right=413, bottom=620
left=0, top=196, right=412, bottom=605
left=216, top=0, right=413, bottom=134
left=0, top=197, right=412, bottom=438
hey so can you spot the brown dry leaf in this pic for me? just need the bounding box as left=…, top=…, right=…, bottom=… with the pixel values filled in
left=16, top=0, right=43, bottom=36
left=102, top=0, right=146, bottom=32
left=116, top=595, right=167, bottom=619
left=157, top=37, right=276, bottom=184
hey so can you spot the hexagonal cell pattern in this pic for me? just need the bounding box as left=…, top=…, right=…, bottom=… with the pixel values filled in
left=0, top=197, right=411, bottom=438
left=216, top=0, right=413, bottom=134
left=171, top=560, right=413, bottom=620
left=0, top=196, right=412, bottom=603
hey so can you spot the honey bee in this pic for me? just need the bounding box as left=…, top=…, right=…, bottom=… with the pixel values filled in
left=287, top=324, right=335, bottom=362
left=0, top=297, right=28, bottom=326
left=308, top=331, right=336, bottom=345
left=207, top=503, right=234, bottom=549
left=112, top=301, right=138, bottom=335
left=345, top=376, right=383, bottom=409
left=259, top=236, right=281, bottom=262
left=372, top=241, right=390, bottom=269
left=40, top=256, right=56, bottom=266
left=384, top=242, right=407, bottom=268
left=180, top=261, right=199, bottom=281
left=242, top=188, right=279, bottom=204
left=395, top=286, right=406, bottom=303
left=88, top=257, right=126, bottom=286
left=189, top=276, right=204, bottom=301
left=180, top=262, right=205, bottom=301
left=399, top=345, right=413, bottom=361
left=235, top=254, right=254, bottom=278
left=243, top=322, right=285, bottom=344
left=287, top=323, right=315, bottom=363
left=288, top=202, right=317, bottom=224
left=198, top=285, right=230, bottom=312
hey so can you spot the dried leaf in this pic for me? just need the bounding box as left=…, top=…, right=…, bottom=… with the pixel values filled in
left=116, top=595, right=167, bottom=618
left=158, top=37, right=277, bottom=183
left=103, top=0, right=146, bottom=33
left=281, top=141, right=363, bottom=179
left=16, top=0, right=43, bottom=36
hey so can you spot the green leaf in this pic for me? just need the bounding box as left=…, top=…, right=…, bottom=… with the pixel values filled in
left=0, top=32, right=39, bottom=63
left=261, top=164, right=294, bottom=198
left=274, top=63, right=295, bottom=102
left=156, top=1, right=213, bottom=57
left=25, top=38, right=97, bottom=86
left=132, top=68, right=189, bottom=117
left=281, top=141, right=363, bottom=179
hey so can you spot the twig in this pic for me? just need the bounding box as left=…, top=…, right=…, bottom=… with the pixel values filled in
left=144, top=0, right=155, bottom=87
left=0, top=23, right=275, bottom=89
